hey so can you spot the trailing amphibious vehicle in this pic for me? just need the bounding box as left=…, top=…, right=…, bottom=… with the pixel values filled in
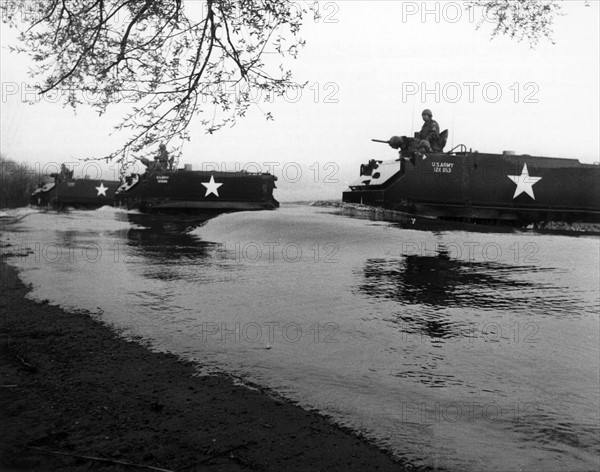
left=343, top=135, right=600, bottom=225
left=30, top=165, right=119, bottom=209
left=115, top=163, right=279, bottom=213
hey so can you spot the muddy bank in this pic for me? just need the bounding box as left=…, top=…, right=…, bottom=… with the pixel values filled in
left=0, top=257, right=411, bottom=471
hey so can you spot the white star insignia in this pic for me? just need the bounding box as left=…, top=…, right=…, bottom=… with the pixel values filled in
left=201, top=175, right=223, bottom=197
left=95, top=183, right=108, bottom=196
left=507, top=164, right=542, bottom=200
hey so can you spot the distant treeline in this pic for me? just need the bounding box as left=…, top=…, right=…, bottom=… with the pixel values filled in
left=0, top=156, right=41, bottom=209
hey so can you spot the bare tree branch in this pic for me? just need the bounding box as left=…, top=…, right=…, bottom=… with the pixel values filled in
left=2, top=0, right=315, bottom=164
left=2, top=0, right=565, bottom=166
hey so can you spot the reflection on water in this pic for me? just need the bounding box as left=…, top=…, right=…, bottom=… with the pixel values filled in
left=350, top=234, right=599, bottom=471
left=125, top=211, right=221, bottom=233
left=121, top=212, right=223, bottom=281
left=2, top=205, right=598, bottom=472
left=126, top=213, right=216, bottom=256
left=358, top=246, right=582, bottom=324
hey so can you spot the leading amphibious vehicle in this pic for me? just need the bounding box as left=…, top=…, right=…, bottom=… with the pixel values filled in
left=343, top=135, right=600, bottom=225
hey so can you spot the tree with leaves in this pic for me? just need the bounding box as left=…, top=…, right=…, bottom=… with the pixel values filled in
left=2, top=0, right=315, bottom=166
left=467, top=0, right=563, bottom=46
left=1, top=0, right=566, bottom=167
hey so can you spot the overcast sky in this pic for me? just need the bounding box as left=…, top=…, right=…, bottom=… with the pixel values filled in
left=1, top=1, right=599, bottom=201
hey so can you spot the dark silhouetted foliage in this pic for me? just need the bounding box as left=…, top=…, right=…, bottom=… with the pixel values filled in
left=0, top=156, right=41, bottom=208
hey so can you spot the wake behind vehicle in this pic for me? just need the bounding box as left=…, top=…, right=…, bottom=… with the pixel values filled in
left=343, top=134, right=600, bottom=226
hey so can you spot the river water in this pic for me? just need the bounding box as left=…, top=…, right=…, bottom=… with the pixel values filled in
left=1, top=204, right=599, bottom=471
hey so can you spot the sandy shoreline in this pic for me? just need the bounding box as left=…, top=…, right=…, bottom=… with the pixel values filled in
left=0, top=255, right=411, bottom=471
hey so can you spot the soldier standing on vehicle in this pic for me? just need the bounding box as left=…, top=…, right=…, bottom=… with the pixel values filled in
left=157, top=143, right=169, bottom=170
left=418, top=109, right=441, bottom=152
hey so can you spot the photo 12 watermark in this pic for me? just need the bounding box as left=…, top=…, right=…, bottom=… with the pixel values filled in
left=13, top=241, right=340, bottom=265
left=0, top=159, right=341, bottom=185
left=1, top=81, right=142, bottom=106
left=197, top=321, right=341, bottom=344
left=397, top=241, right=540, bottom=263
left=199, top=161, right=340, bottom=185
left=218, top=241, right=340, bottom=264
left=199, top=81, right=340, bottom=106
left=0, top=160, right=132, bottom=182
left=402, top=81, right=540, bottom=104
left=394, top=400, right=542, bottom=424
left=396, top=321, right=540, bottom=344
left=399, top=2, right=498, bottom=25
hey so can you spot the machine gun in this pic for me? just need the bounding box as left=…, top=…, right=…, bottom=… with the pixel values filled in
left=372, top=135, right=420, bottom=158
left=373, top=129, right=449, bottom=155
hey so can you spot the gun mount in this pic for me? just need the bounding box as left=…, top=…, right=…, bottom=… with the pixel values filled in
left=372, top=135, right=421, bottom=159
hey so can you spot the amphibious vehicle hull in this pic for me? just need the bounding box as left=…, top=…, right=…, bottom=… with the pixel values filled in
left=343, top=146, right=600, bottom=225
left=30, top=179, right=119, bottom=209
left=115, top=169, right=279, bottom=213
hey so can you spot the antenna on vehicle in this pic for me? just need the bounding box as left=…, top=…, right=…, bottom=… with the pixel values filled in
left=411, top=95, right=415, bottom=132
left=451, top=109, right=455, bottom=150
